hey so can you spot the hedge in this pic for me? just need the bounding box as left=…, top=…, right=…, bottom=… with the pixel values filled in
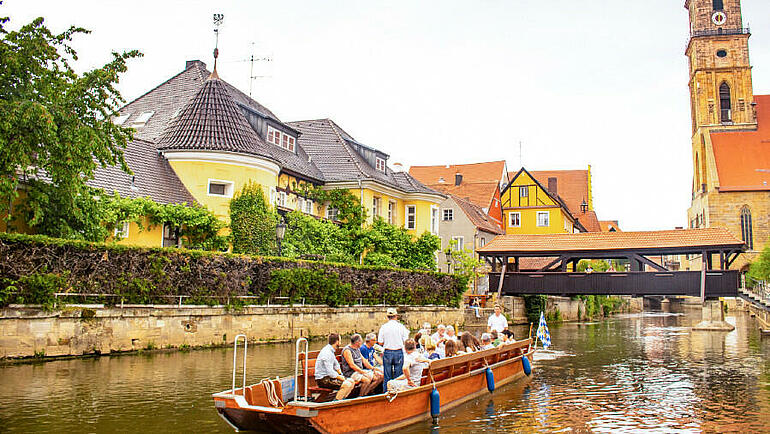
left=0, top=233, right=466, bottom=309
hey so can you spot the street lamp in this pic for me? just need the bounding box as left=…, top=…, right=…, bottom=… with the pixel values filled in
left=445, top=249, right=453, bottom=273
left=276, top=218, right=286, bottom=256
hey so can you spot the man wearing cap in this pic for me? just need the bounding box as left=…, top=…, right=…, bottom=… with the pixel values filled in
left=377, top=307, right=410, bottom=387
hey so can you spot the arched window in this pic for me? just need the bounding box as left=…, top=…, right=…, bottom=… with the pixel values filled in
left=713, top=0, right=724, bottom=11
left=719, top=82, right=732, bottom=123
left=740, top=206, right=753, bottom=250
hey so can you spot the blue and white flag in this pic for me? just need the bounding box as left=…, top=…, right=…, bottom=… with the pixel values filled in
left=536, top=312, right=551, bottom=349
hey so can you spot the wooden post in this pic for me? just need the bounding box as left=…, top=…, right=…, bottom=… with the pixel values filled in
left=700, top=250, right=707, bottom=304
left=496, top=263, right=507, bottom=301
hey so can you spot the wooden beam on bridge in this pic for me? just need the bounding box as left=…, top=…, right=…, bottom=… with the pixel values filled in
left=701, top=250, right=707, bottom=304
left=495, top=263, right=507, bottom=301
left=631, top=254, right=668, bottom=272
left=537, top=256, right=566, bottom=272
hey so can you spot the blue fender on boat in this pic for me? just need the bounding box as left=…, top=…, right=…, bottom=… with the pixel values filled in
left=430, top=388, right=440, bottom=422
left=522, top=355, right=532, bottom=376
left=485, top=367, right=495, bottom=392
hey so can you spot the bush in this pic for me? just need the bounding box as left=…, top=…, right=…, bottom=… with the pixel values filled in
left=229, top=181, right=278, bottom=256
left=0, top=232, right=465, bottom=308
left=523, top=295, right=547, bottom=323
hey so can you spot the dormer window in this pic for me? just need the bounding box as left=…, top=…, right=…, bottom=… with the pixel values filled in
left=375, top=157, right=386, bottom=172
left=113, top=114, right=130, bottom=125
left=132, top=111, right=154, bottom=127
left=267, top=125, right=296, bottom=153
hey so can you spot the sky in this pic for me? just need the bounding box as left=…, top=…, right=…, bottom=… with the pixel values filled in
left=4, top=0, right=770, bottom=231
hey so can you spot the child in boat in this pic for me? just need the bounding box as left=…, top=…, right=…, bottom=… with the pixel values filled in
left=444, top=339, right=458, bottom=358
left=480, top=333, right=494, bottom=350
left=386, top=339, right=429, bottom=392
left=421, top=336, right=441, bottom=360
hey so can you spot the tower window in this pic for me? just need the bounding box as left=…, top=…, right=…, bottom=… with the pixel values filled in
left=712, top=0, right=723, bottom=11
left=740, top=206, right=753, bottom=250
left=719, top=82, right=732, bottom=123
left=716, top=50, right=727, bottom=58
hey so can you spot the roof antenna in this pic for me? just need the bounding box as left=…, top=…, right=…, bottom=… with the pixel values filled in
left=210, top=13, right=224, bottom=79
left=519, top=141, right=523, bottom=168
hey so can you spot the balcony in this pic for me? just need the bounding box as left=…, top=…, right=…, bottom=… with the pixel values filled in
left=690, top=27, right=750, bottom=38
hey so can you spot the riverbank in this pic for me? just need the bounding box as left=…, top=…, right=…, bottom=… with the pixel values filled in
left=0, top=304, right=463, bottom=359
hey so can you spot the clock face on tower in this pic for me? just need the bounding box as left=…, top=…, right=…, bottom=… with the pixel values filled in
left=712, top=11, right=727, bottom=26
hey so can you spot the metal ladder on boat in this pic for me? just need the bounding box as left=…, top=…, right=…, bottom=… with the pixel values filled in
left=232, top=334, right=248, bottom=396
left=294, top=337, right=309, bottom=402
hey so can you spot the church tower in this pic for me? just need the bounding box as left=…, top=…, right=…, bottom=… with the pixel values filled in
left=685, top=0, right=756, bottom=134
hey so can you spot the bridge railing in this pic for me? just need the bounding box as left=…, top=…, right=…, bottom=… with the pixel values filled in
left=491, top=270, right=740, bottom=297
left=743, top=277, right=770, bottom=306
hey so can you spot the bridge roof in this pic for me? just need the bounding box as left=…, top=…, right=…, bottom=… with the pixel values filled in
left=477, top=228, right=745, bottom=256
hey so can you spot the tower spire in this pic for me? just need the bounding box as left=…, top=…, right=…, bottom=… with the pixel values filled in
left=210, top=13, right=224, bottom=80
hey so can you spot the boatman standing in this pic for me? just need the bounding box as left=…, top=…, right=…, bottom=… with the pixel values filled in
left=377, top=307, right=409, bottom=387
left=487, top=304, right=509, bottom=335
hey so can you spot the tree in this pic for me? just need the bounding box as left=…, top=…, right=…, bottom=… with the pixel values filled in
left=0, top=9, right=141, bottom=234
left=362, top=218, right=440, bottom=270
left=444, top=242, right=483, bottom=291
left=280, top=211, right=355, bottom=263
left=748, top=243, right=770, bottom=282
left=229, top=182, right=278, bottom=255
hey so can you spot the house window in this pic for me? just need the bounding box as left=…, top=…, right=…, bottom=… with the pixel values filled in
left=278, top=191, right=287, bottom=207
left=269, top=187, right=277, bottom=205
left=375, top=157, right=386, bottom=172
left=720, top=82, right=732, bottom=123
left=298, top=197, right=305, bottom=212
left=405, top=205, right=416, bottom=230
left=305, top=199, right=313, bottom=214
left=132, top=111, right=154, bottom=126
left=509, top=212, right=521, bottom=227
left=388, top=201, right=396, bottom=224
left=267, top=126, right=296, bottom=152
left=713, top=0, right=723, bottom=10
left=114, top=221, right=130, bottom=239
left=207, top=180, right=233, bottom=197
left=443, top=209, right=453, bottom=221
left=519, top=186, right=528, bottom=198
left=480, top=237, right=486, bottom=247
left=741, top=206, right=753, bottom=250
left=451, top=236, right=464, bottom=251
left=372, top=197, right=381, bottom=218
left=162, top=223, right=180, bottom=248
left=537, top=211, right=550, bottom=227
left=326, top=207, right=339, bottom=221
left=431, top=206, right=439, bottom=234
left=564, top=219, right=570, bottom=232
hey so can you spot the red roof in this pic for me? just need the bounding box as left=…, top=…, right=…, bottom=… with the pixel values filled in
left=599, top=220, right=621, bottom=232
left=450, top=195, right=504, bottom=235
left=410, top=161, right=506, bottom=211
left=710, top=94, right=770, bottom=191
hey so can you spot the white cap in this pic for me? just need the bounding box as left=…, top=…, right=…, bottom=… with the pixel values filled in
left=437, top=324, right=446, bottom=330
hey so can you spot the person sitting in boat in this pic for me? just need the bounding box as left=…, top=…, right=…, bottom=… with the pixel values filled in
left=341, top=334, right=383, bottom=396
left=414, top=332, right=423, bottom=352
left=360, top=333, right=383, bottom=370
left=444, top=339, right=458, bottom=358
left=501, top=329, right=515, bottom=342
left=386, top=339, right=429, bottom=393
left=422, top=337, right=441, bottom=360
left=314, top=333, right=356, bottom=400
left=445, top=325, right=458, bottom=342
left=480, top=333, right=494, bottom=350
left=419, top=322, right=432, bottom=336
left=431, top=324, right=446, bottom=345
left=459, top=332, right=479, bottom=354
left=490, top=330, right=501, bottom=347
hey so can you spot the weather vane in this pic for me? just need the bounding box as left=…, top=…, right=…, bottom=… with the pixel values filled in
left=212, top=13, right=224, bottom=73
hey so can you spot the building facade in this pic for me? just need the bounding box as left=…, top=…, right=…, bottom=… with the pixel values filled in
left=685, top=0, right=770, bottom=269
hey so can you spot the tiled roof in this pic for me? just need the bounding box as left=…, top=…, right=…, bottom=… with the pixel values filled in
left=518, top=257, right=559, bottom=271
left=477, top=228, right=744, bottom=254
left=422, top=181, right=498, bottom=210
left=287, top=119, right=441, bottom=195
left=599, top=220, right=621, bottom=232
left=157, top=76, right=275, bottom=159
left=451, top=195, right=504, bottom=235
left=88, top=138, right=196, bottom=205
left=710, top=94, right=770, bottom=191
left=410, top=161, right=507, bottom=184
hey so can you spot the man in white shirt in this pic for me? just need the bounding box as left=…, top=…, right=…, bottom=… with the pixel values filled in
left=314, top=333, right=355, bottom=400
left=377, top=307, right=409, bottom=386
left=431, top=324, right=446, bottom=345
left=487, top=305, right=509, bottom=334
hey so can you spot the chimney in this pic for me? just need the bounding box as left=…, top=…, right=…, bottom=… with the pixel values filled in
left=393, top=162, right=404, bottom=173
left=455, top=173, right=463, bottom=186
left=185, top=60, right=206, bottom=70
left=547, top=177, right=557, bottom=194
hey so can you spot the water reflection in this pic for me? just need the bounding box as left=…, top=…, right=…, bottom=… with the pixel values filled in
left=0, top=310, right=768, bottom=433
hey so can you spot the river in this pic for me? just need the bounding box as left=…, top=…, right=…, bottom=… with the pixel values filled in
left=1, top=307, right=768, bottom=433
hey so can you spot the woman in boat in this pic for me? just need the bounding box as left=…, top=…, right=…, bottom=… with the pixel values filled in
left=459, top=332, right=479, bottom=353
left=444, top=339, right=458, bottom=358
left=414, top=332, right=423, bottom=352
left=386, top=339, right=429, bottom=392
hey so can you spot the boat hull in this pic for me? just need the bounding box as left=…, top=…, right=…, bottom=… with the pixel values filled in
left=213, top=341, right=534, bottom=433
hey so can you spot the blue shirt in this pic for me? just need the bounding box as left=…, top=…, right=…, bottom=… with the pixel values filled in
left=360, top=344, right=375, bottom=366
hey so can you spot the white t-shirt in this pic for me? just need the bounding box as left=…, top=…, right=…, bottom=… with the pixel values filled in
left=378, top=320, right=409, bottom=350
left=487, top=313, right=508, bottom=333
left=404, top=351, right=428, bottom=384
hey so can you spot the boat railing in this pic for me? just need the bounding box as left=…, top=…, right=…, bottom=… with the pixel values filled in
left=294, top=337, right=309, bottom=402
left=232, top=334, right=248, bottom=396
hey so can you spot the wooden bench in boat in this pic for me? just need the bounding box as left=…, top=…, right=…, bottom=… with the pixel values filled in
left=297, top=349, right=364, bottom=402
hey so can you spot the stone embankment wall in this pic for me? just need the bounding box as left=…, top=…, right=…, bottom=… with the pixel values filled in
left=548, top=296, right=644, bottom=321
left=0, top=305, right=463, bottom=359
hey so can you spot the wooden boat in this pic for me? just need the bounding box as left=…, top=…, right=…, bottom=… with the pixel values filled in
left=212, top=335, right=535, bottom=433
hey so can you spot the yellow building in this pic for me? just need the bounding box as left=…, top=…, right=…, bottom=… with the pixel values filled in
left=15, top=60, right=443, bottom=247
left=500, top=168, right=585, bottom=235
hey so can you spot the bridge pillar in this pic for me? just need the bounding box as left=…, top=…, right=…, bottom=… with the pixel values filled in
left=692, top=298, right=735, bottom=331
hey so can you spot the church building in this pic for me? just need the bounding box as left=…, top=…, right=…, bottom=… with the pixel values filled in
left=685, top=0, right=770, bottom=269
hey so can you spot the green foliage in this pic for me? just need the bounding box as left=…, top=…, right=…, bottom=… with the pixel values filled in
left=576, top=294, right=625, bottom=320
left=546, top=307, right=562, bottom=323
left=303, top=187, right=366, bottom=230
left=576, top=259, right=627, bottom=272
left=0, top=11, right=141, bottom=228
left=266, top=268, right=352, bottom=307
left=362, top=218, right=440, bottom=270
left=229, top=182, right=278, bottom=255
left=2, top=270, right=67, bottom=311
left=523, top=295, right=547, bottom=323
left=280, top=211, right=354, bottom=263
left=748, top=243, right=770, bottom=283
left=444, top=241, right=483, bottom=290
